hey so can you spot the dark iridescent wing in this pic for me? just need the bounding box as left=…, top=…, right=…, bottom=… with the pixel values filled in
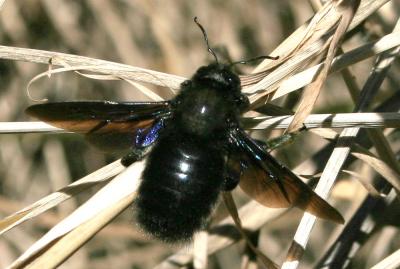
left=231, top=129, right=344, bottom=224
left=26, top=101, right=171, bottom=152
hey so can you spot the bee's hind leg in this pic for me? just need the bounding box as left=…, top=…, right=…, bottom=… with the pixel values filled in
left=121, top=147, right=150, bottom=167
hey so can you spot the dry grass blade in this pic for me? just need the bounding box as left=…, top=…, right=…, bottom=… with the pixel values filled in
left=315, top=187, right=398, bottom=268
left=342, top=169, right=382, bottom=197
left=243, top=0, right=389, bottom=103
left=311, top=20, right=400, bottom=267
left=271, top=32, right=400, bottom=100
left=282, top=127, right=359, bottom=269
left=3, top=111, right=399, bottom=135
left=352, top=145, right=400, bottom=193
left=0, top=46, right=186, bottom=89
left=0, top=122, right=63, bottom=133
left=360, top=37, right=400, bottom=191
left=222, top=192, right=278, bottom=269
left=125, top=80, right=164, bottom=101
left=21, top=191, right=136, bottom=269
left=246, top=1, right=334, bottom=78
left=7, top=161, right=144, bottom=269
left=242, top=112, right=400, bottom=130
left=370, top=248, right=400, bottom=269
left=282, top=14, right=400, bottom=269
left=287, top=0, right=360, bottom=132
left=193, top=232, right=209, bottom=269
left=0, top=160, right=125, bottom=235
left=26, top=62, right=165, bottom=102
left=250, top=0, right=389, bottom=74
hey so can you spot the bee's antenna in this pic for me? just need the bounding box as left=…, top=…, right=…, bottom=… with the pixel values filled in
left=230, top=55, right=279, bottom=66
left=194, top=17, right=219, bottom=64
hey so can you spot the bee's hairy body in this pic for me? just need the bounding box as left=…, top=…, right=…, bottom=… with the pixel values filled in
left=136, top=63, right=246, bottom=242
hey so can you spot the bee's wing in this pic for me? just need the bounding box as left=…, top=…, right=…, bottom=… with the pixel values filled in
left=231, top=129, right=344, bottom=224
left=26, top=101, right=171, bottom=152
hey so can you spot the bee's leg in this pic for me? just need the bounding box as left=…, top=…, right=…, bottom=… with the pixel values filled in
left=260, top=125, right=308, bottom=152
left=263, top=133, right=299, bottom=151
left=222, top=167, right=240, bottom=191
left=222, top=149, right=246, bottom=191
left=121, top=147, right=150, bottom=167
left=251, top=135, right=294, bottom=153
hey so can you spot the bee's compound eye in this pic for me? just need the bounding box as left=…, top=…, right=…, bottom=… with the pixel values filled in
left=236, top=94, right=249, bottom=111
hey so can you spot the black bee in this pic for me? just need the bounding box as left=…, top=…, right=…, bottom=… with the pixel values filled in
left=26, top=18, right=343, bottom=243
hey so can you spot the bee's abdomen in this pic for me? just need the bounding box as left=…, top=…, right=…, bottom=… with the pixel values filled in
left=136, top=131, right=224, bottom=242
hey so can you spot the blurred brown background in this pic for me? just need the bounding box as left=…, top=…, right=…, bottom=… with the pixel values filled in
left=0, top=1, right=398, bottom=268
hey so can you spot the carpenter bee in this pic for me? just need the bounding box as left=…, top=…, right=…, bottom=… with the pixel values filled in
left=26, top=18, right=343, bottom=243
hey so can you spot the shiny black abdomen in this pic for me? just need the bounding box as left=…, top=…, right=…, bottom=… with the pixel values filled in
left=136, top=127, right=225, bottom=242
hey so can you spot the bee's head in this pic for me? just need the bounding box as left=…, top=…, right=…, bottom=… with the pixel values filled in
left=192, top=63, right=241, bottom=94
left=187, top=17, right=276, bottom=114
left=186, top=18, right=250, bottom=112
left=175, top=64, right=248, bottom=137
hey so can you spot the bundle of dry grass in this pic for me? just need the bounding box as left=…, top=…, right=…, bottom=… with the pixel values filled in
left=0, top=1, right=399, bottom=269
